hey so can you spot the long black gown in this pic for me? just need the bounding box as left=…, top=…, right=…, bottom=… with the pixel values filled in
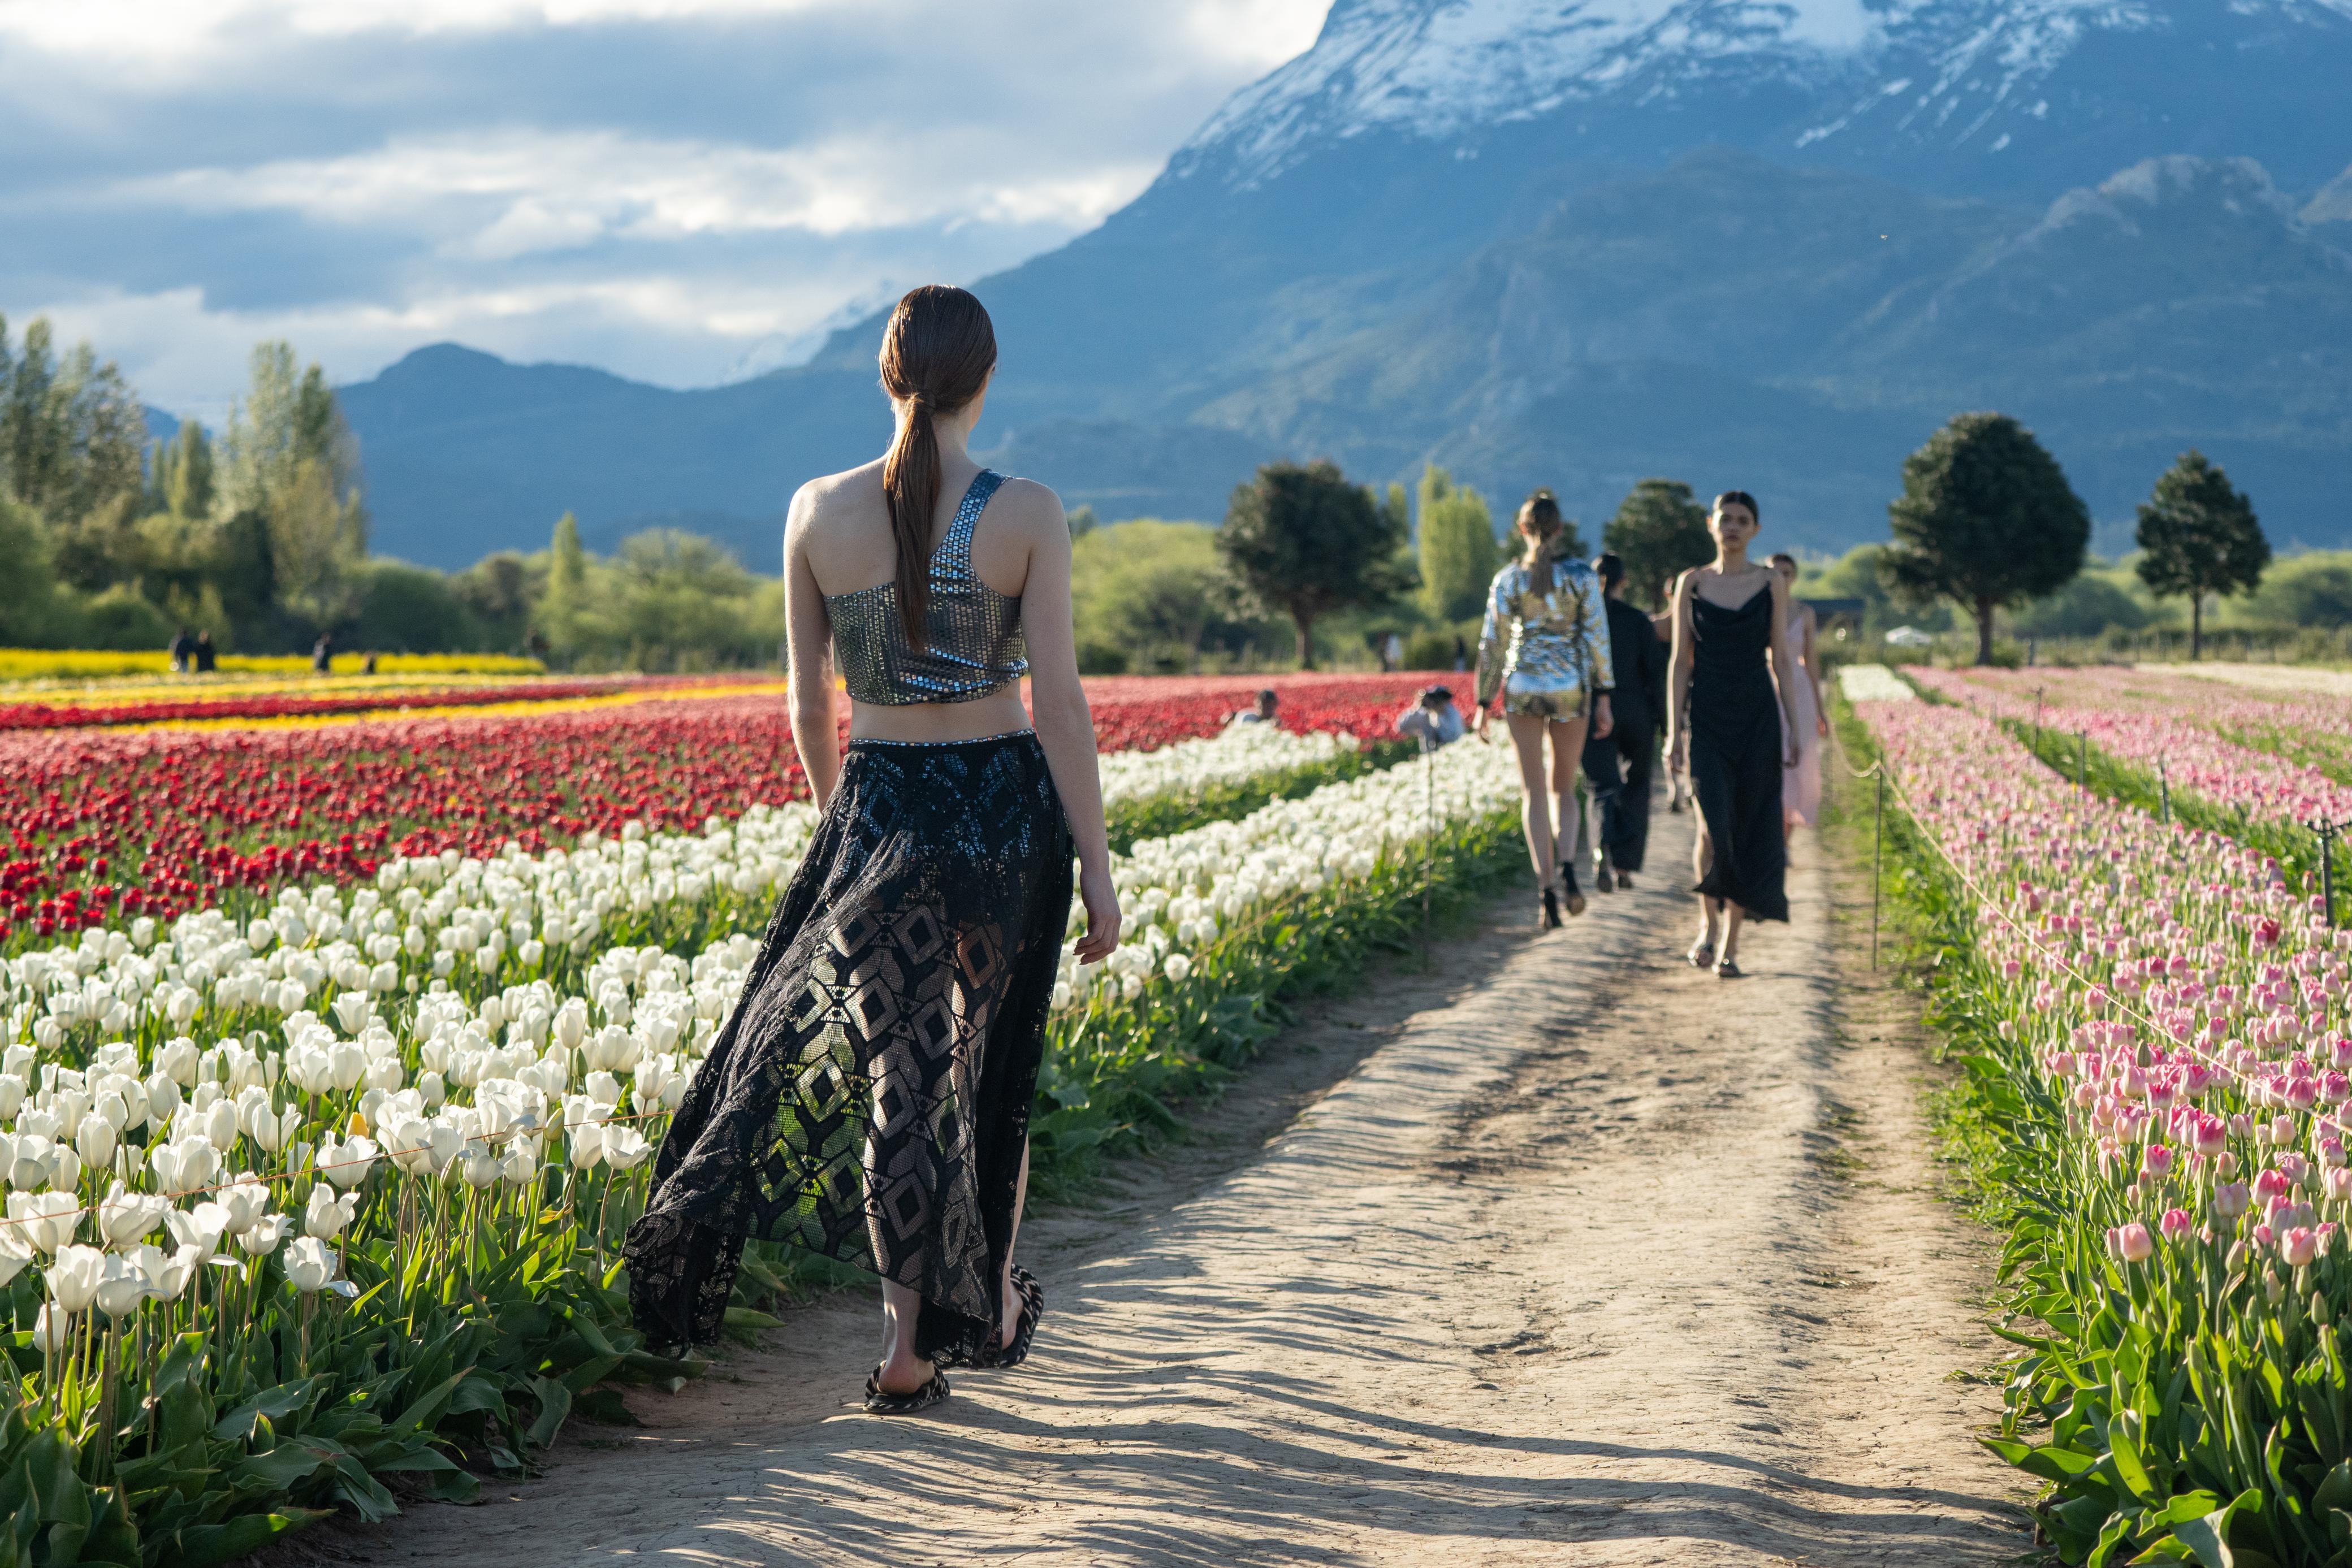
left=1688, top=586, right=1788, bottom=921
left=624, top=732, right=1073, bottom=1362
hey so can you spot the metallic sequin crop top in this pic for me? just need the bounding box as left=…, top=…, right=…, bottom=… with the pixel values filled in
left=824, top=469, right=1028, bottom=705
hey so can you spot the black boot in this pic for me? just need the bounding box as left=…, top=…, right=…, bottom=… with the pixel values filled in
left=1539, top=887, right=1562, bottom=930
left=1560, top=859, right=1586, bottom=917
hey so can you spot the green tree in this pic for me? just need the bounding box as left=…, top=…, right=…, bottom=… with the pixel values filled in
left=1216, top=460, right=1415, bottom=669
left=267, top=457, right=369, bottom=634
left=213, top=508, right=277, bottom=633
left=0, top=497, right=81, bottom=646
left=1416, top=465, right=1498, bottom=622
left=219, top=342, right=362, bottom=517
left=1603, top=479, right=1713, bottom=610
left=152, top=421, right=216, bottom=519
left=1065, top=504, right=1100, bottom=539
left=2246, top=553, right=2352, bottom=629
left=1882, top=413, right=2090, bottom=665
left=1073, top=520, right=1235, bottom=672
left=2134, top=450, right=2268, bottom=660
left=0, top=315, right=145, bottom=529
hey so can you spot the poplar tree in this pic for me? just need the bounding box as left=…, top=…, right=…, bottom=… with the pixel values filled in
left=1416, top=465, right=1499, bottom=622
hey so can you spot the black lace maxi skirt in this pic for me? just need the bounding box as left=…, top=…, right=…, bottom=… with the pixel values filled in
left=624, top=731, right=1074, bottom=1362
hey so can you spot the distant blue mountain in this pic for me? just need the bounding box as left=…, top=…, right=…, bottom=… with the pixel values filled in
left=341, top=0, right=2352, bottom=568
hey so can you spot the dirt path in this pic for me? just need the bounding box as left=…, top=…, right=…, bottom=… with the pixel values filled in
left=330, top=799, right=2035, bottom=1566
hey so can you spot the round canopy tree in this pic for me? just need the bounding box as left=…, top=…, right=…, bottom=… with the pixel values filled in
left=1603, top=478, right=1713, bottom=610
left=1217, top=459, right=1415, bottom=669
left=2134, top=449, right=2267, bottom=660
left=1882, top=413, right=2089, bottom=666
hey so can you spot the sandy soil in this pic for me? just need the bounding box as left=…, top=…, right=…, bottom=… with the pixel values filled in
left=295, top=795, right=2036, bottom=1567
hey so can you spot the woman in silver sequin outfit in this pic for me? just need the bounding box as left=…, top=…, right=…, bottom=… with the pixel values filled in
left=625, top=285, right=1121, bottom=1417
left=1473, top=490, right=1614, bottom=928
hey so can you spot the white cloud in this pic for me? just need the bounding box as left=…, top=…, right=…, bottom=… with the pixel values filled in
left=0, top=1, right=1332, bottom=412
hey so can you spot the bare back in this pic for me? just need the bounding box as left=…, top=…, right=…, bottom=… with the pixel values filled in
left=784, top=454, right=1075, bottom=746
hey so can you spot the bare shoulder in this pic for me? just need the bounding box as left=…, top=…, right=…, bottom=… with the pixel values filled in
left=789, top=461, right=885, bottom=539
left=984, top=474, right=1067, bottom=537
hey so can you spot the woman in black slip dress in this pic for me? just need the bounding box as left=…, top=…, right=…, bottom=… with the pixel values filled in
left=1663, top=491, right=1798, bottom=978
left=623, top=285, right=1122, bottom=1416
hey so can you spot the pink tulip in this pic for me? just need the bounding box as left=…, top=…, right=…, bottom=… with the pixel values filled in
left=2215, top=1181, right=2251, bottom=1218
left=2109, top=1223, right=2156, bottom=1263
left=2282, top=1227, right=2320, bottom=1267
left=2160, top=1208, right=2193, bottom=1241
left=2255, top=1168, right=2295, bottom=1203
left=2142, top=1145, right=2175, bottom=1179
left=2327, top=1167, right=2352, bottom=1201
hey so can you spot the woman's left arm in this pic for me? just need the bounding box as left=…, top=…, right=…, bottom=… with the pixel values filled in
left=1767, top=574, right=1799, bottom=768
left=1013, top=482, right=1121, bottom=964
left=1802, top=607, right=1828, bottom=737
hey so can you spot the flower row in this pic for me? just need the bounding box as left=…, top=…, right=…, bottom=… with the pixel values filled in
left=0, top=716, right=1523, bottom=1561
left=1856, top=692, right=2352, bottom=1565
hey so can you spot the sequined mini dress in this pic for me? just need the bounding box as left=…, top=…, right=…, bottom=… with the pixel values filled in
left=626, top=469, right=1074, bottom=1363
left=1475, top=556, right=1614, bottom=720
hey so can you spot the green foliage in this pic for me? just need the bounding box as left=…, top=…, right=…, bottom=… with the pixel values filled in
left=350, top=560, right=483, bottom=654
left=2007, top=564, right=2154, bottom=638
left=1217, top=460, right=1415, bottom=669
left=266, top=458, right=369, bottom=636
left=2135, top=451, right=2269, bottom=659
left=1065, top=504, right=1099, bottom=539
left=1801, top=543, right=1951, bottom=635
left=2241, top=552, right=2352, bottom=629
left=1416, top=465, right=1499, bottom=622
left=0, top=497, right=81, bottom=647
left=0, top=315, right=146, bottom=529
left=218, top=344, right=360, bottom=518
left=1603, top=479, right=1712, bottom=610
left=1071, top=520, right=1245, bottom=673
left=1883, top=412, right=2090, bottom=665
left=150, top=421, right=217, bottom=521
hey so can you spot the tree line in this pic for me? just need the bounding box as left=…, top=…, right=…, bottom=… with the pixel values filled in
left=0, top=310, right=2278, bottom=671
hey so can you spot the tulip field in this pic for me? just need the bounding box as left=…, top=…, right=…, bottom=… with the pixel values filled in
left=0, top=669, right=1519, bottom=1565
left=1852, top=663, right=2352, bottom=1566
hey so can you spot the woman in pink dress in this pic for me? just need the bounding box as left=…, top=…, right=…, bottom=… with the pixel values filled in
left=1769, top=553, right=1827, bottom=835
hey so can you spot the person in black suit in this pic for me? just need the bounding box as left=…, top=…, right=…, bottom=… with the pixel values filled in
left=1580, top=553, right=1667, bottom=888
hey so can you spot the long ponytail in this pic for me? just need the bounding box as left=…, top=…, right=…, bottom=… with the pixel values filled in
left=879, top=285, right=997, bottom=647
left=1520, top=489, right=1565, bottom=596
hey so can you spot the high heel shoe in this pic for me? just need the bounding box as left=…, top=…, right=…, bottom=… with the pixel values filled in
left=1540, top=887, right=1563, bottom=930
left=1559, top=862, right=1586, bottom=917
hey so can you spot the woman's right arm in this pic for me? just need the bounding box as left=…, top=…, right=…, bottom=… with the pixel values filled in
left=782, top=486, right=841, bottom=807
left=1664, top=574, right=1695, bottom=766
left=1013, top=484, right=1121, bottom=964
left=1472, top=572, right=1506, bottom=738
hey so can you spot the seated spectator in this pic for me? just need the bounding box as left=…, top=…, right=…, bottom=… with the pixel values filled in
left=1395, top=686, right=1464, bottom=750
left=1227, top=688, right=1278, bottom=729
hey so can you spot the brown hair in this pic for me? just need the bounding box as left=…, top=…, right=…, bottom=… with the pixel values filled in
left=1519, top=489, right=1566, bottom=595
left=879, top=285, right=997, bottom=645
left=1712, top=489, right=1761, bottom=524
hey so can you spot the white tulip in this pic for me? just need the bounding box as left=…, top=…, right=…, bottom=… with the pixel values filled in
left=166, top=1202, right=231, bottom=1263
left=304, top=1184, right=359, bottom=1240
left=142, top=1242, right=202, bottom=1302
left=46, top=1243, right=105, bottom=1313
left=94, top=1252, right=149, bottom=1318
left=585, top=1071, right=621, bottom=1111
left=215, top=1176, right=269, bottom=1236
left=200, top=1098, right=240, bottom=1153
left=157, top=1038, right=200, bottom=1088
left=284, top=1236, right=338, bottom=1293
left=32, top=1303, right=71, bottom=1356
left=236, top=1214, right=289, bottom=1258
left=600, top=1126, right=650, bottom=1170
left=97, top=1181, right=168, bottom=1249
left=75, top=1115, right=119, bottom=1172
left=318, top=1134, right=378, bottom=1189
left=461, top=1147, right=500, bottom=1189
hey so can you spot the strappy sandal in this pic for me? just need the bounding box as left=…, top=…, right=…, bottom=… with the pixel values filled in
left=1715, top=959, right=1745, bottom=980
left=984, top=1264, right=1045, bottom=1371
left=862, top=1365, right=949, bottom=1415
left=1688, top=937, right=1715, bottom=968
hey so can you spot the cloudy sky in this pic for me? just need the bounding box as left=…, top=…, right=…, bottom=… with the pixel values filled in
left=0, top=0, right=1329, bottom=424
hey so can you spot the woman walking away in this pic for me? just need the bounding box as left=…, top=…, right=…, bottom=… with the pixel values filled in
left=1665, top=492, right=1796, bottom=977
left=1583, top=552, right=1666, bottom=890
left=625, top=285, right=1121, bottom=1416
left=1769, top=552, right=1827, bottom=837
left=1474, top=490, right=1613, bottom=929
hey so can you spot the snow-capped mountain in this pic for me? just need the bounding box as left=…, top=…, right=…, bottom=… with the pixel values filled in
left=348, top=0, right=2352, bottom=565
left=1169, top=0, right=2352, bottom=196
